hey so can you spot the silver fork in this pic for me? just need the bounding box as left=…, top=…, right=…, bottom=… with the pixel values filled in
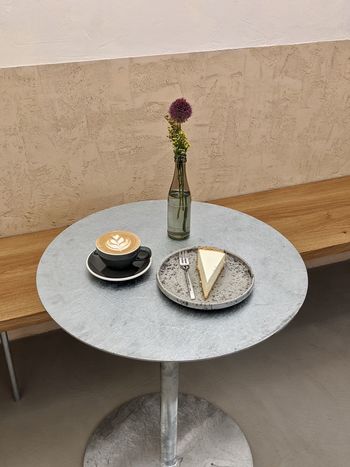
left=179, top=251, right=195, bottom=300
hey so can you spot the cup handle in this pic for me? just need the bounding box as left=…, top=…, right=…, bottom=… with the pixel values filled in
left=135, top=246, right=152, bottom=261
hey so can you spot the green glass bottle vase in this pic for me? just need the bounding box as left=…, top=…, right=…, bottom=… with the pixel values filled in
left=167, top=155, right=191, bottom=240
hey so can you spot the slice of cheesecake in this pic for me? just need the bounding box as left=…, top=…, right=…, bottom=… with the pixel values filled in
left=197, top=247, right=225, bottom=299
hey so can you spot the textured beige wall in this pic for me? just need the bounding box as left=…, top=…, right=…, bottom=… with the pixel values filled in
left=0, top=40, right=349, bottom=236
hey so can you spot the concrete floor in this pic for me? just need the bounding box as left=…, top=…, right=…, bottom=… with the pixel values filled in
left=0, top=261, right=349, bottom=467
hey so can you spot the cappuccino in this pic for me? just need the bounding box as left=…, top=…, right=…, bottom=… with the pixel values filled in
left=96, top=231, right=141, bottom=256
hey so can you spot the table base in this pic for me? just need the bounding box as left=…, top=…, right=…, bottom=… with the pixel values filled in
left=84, top=393, right=253, bottom=467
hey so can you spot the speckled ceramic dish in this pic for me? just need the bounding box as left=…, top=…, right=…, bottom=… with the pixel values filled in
left=157, top=247, right=254, bottom=310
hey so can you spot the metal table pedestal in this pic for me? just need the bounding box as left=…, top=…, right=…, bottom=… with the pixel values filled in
left=84, top=362, right=253, bottom=467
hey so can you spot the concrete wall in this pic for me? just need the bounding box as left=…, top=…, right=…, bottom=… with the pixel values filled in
left=1, top=40, right=349, bottom=236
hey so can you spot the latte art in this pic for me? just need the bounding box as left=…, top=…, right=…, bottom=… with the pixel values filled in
left=96, top=230, right=141, bottom=256
left=106, top=234, right=131, bottom=252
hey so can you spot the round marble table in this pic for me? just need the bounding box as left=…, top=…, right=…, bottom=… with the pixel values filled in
left=37, top=200, right=308, bottom=467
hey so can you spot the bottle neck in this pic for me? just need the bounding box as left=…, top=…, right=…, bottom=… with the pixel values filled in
left=170, top=154, right=189, bottom=192
left=174, top=154, right=187, bottom=163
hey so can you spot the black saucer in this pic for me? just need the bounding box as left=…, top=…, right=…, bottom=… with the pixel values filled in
left=86, top=247, right=152, bottom=282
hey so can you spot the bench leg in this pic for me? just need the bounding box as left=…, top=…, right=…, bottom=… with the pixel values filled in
left=1, top=331, right=21, bottom=401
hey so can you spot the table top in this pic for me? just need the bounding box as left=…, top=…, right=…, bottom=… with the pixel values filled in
left=36, top=201, right=308, bottom=362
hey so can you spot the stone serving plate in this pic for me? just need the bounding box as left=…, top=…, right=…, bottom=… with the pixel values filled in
left=156, top=247, right=255, bottom=310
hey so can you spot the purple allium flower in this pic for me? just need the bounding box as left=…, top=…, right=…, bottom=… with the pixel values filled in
left=169, top=98, right=192, bottom=124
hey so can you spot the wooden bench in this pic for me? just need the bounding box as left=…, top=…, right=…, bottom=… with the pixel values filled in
left=1, top=175, right=350, bottom=400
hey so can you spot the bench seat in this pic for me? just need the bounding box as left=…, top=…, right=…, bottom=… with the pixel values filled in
left=214, top=176, right=350, bottom=261
left=1, top=175, right=349, bottom=333
left=0, top=227, right=63, bottom=332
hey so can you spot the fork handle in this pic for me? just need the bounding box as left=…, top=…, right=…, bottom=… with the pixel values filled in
left=185, top=270, right=195, bottom=300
